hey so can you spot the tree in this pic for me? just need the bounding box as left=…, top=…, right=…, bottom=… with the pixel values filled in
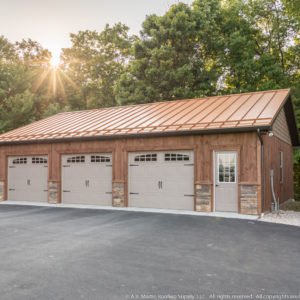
left=0, top=37, right=53, bottom=133
left=216, top=0, right=300, bottom=93
left=0, top=90, right=36, bottom=132
left=61, top=23, right=134, bottom=110
left=15, top=39, right=51, bottom=67
left=115, top=2, right=221, bottom=105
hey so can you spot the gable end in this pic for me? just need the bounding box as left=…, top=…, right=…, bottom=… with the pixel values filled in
left=272, top=107, right=292, bottom=145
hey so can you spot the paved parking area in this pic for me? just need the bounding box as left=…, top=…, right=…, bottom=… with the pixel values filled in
left=0, top=205, right=299, bottom=300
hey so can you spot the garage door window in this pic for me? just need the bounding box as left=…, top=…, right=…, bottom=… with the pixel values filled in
left=165, top=153, right=189, bottom=161
left=91, top=155, right=110, bottom=163
left=67, top=156, right=85, bottom=163
left=32, top=157, right=47, bottom=164
left=13, top=157, right=27, bottom=164
left=134, top=154, right=157, bottom=162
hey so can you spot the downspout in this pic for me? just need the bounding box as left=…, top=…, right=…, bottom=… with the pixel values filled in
left=270, top=169, right=279, bottom=211
left=257, top=129, right=264, bottom=214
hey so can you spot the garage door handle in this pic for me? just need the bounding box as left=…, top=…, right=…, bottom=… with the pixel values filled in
left=184, top=163, right=194, bottom=166
left=106, top=192, right=112, bottom=194
left=63, top=190, right=71, bottom=192
left=9, top=188, right=15, bottom=191
left=44, top=190, right=48, bottom=192
left=158, top=181, right=163, bottom=189
left=129, top=164, right=139, bottom=167
left=184, top=194, right=194, bottom=197
left=130, top=192, right=139, bottom=195
left=62, top=165, right=70, bottom=168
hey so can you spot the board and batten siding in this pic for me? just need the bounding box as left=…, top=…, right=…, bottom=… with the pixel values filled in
left=263, top=135, right=293, bottom=210
left=0, top=132, right=262, bottom=214
left=272, top=108, right=291, bottom=145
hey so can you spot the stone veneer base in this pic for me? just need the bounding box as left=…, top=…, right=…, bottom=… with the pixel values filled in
left=195, top=184, right=212, bottom=212
left=240, top=185, right=258, bottom=215
left=113, top=182, right=125, bottom=207
left=48, top=181, right=59, bottom=204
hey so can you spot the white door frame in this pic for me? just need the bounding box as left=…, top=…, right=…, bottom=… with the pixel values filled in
left=213, top=150, right=238, bottom=213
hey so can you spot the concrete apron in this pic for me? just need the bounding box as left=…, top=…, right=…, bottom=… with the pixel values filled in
left=0, top=200, right=259, bottom=220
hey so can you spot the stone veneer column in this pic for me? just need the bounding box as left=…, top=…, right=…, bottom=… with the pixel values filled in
left=195, top=184, right=212, bottom=212
left=48, top=181, right=59, bottom=204
left=0, top=180, right=4, bottom=201
left=240, top=185, right=258, bottom=215
left=112, top=182, right=125, bottom=207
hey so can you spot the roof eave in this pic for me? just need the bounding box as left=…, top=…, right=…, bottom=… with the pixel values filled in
left=283, top=95, right=299, bottom=147
left=0, top=126, right=271, bottom=146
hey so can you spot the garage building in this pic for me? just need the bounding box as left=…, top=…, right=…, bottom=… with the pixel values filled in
left=0, top=89, right=298, bottom=215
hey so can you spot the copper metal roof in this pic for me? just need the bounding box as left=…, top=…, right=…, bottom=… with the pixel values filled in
left=0, top=89, right=292, bottom=143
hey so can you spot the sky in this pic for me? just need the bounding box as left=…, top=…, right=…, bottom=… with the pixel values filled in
left=0, top=0, right=193, bottom=64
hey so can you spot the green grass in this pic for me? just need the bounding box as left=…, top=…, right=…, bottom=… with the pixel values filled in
left=280, top=201, right=300, bottom=211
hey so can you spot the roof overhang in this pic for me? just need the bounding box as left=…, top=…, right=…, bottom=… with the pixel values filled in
left=0, top=126, right=271, bottom=146
left=284, top=95, right=300, bottom=147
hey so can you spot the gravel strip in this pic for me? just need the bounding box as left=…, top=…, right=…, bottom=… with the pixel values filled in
left=260, top=210, right=300, bottom=227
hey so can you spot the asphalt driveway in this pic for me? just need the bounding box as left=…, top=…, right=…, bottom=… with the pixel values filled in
left=0, top=205, right=299, bottom=300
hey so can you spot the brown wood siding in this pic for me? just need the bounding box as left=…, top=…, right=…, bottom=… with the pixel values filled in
left=0, top=132, right=261, bottom=212
left=263, top=135, right=294, bottom=211
left=272, top=108, right=292, bottom=145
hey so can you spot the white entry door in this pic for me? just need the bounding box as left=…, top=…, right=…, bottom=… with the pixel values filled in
left=128, top=151, right=194, bottom=210
left=7, top=156, right=48, bottom=202
left=61, top=153, right=112, bottom=205
left=214, top=151, right=238, bottom=212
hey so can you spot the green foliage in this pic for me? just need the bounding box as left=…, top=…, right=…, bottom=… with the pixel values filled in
left=0, top=90, right=36, bottom=132
left=116, top=2, right=221, bottom=105
left=42, top=102, right=70, bottom=118
left=61, top=23, right=135, bottom=109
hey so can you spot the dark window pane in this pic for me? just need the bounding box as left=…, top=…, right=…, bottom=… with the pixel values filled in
left=219, top=173, right=224, bottom=182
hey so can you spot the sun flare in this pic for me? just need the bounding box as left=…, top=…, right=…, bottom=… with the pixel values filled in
left=50, top=51, right=61, bottom=68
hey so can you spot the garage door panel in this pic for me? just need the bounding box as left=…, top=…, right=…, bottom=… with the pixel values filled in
left=7, top=156, right=48, bottom=202
left=128, top=151, right=194, bottom=210
left=62, top=153, right=112, bottom=206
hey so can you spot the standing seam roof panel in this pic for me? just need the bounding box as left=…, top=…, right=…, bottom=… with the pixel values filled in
left=187, top=97, right=228, bottom=124
left=109, top=101, right=171, bottom=130
left=27, top=110, right=105, bottom=137
left=0, top=89, right=291, bottom=142
left=148, top=100, right=199, bottom=127
left=243, top=93, right=274, bottom=120
left=228, top=93, right=264, bottom=121
left=85, top=105, right=150, bottom=132
left=173, top=98, right=217, bottom=125
left=259, top=91, right=288, bottom=119
left=160, top=99, right=203, bottom=126
left=102, top=103, right=166, bottom=130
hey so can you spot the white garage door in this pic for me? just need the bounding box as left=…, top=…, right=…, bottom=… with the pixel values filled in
left=128, top=151, right=194, bottom=210
left=61, top=153, right=112, bottom=205
left=7, top=156, right=48, bottom=202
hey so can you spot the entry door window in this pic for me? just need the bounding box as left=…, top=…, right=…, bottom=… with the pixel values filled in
left=217, top=153, right=236, bottom=183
